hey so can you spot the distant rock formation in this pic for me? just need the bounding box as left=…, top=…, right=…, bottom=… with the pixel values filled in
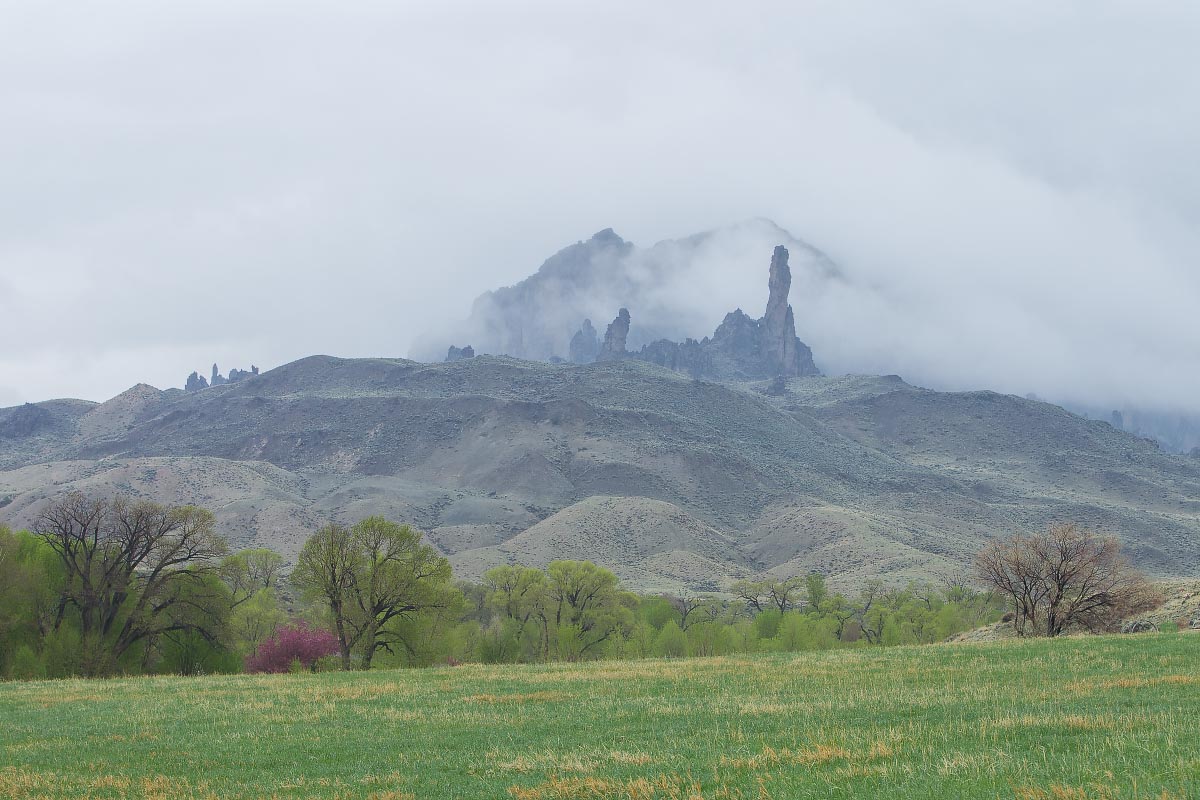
left=584, top=246, right=819, bottom=380
left=185, top=363, right=259, bottom=391
left=569, top=319, right=600, bottom=364
left=597, top=308, right=630, bottom=361
left=229, top=366, right=259, bottom=382
left=762, top=245, right=805, bottom=377
left=445, top=345, right=475, bottom=362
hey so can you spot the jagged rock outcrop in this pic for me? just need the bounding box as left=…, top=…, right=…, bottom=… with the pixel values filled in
left=185, top=371, right=209, bottom=392
left=185, top=363, right=259, bottom=391
left=445, top=345, right=475, bottom=362
left=597, top=308, right=630, bottom=361
left=585, top=246, right=819, bottom=380
left=569, top=319, right=600, bottom=364
left=638, top=338, right=711, bottom=377
left=229, top=366, right=260, bottom=382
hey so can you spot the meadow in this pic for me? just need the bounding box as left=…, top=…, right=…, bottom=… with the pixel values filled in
left=1, top=634, right=1197, bottom=799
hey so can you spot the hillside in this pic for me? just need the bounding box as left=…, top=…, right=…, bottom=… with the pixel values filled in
left=2, top=355, right=1198, bottom=591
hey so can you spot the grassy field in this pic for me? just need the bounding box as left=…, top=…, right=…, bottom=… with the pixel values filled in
left=1, top=635, right=1198, bottom=799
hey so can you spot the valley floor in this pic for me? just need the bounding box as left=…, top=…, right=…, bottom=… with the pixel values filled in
left=1, top=635, right=1198, bottom=799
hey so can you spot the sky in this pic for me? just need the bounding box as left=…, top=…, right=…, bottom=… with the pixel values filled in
left=2, top=1, right=1198, bottom=416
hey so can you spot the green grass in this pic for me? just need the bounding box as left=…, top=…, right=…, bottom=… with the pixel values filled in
left=2, top=635, right=1198, bottom=799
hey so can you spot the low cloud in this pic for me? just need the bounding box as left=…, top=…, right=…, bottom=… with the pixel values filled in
left=0, top=2, right=1196, bottom=418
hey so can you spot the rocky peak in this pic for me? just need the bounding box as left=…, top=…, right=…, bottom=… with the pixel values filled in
left=569, top=319, right=600, bottom=364
left=760, top=245, right=804, bottom=377
left=445, top=345, right=476, bottom=362
left=185, top=362, right=260, bottom=391
left=185, top=371, right=209, bottom=392
left=598, top=308, right=631, bottom=361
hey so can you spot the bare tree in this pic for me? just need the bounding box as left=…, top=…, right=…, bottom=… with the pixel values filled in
left=731, top=577, right=805, bottom=615
left=975, top=523, right=1159, bottom=637
left=34, top=493, right=229, bottom=675
left=220, top=548, right=284, bottom=608
left=666, top=594, right=705, bottom=631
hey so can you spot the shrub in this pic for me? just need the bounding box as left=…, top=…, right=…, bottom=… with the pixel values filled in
left=244, top=623, right=339, bottom=674
left=6, top=645, right=45, bottom=681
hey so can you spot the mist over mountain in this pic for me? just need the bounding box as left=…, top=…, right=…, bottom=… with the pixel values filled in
left=411, top=219, right=841, bottom=366
left=415, top=220, right=1200, bottom=453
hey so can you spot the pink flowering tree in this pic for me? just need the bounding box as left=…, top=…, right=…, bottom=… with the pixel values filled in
left=244, top=622, right=340, bottom=673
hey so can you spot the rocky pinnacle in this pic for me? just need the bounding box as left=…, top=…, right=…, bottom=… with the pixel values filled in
left=762, top=245, right=801, bottom=376
left=598, top=308, right=631, bottom=360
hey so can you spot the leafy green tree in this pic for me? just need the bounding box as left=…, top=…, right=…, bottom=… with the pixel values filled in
left=545, top=561, right=632, bottom=660
left=654, top=620, right=688, bottom=657
left=293, top=517, right=456, bottom=670
left=482, top=565, right=548, bottom=662
left=33, top=494, right=229, bottom=677
left=220, top=549, right=287, bottom=658
left=805, top=572, right=828, bottom=611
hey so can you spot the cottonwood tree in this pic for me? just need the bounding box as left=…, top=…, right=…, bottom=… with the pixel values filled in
left=293, top=517, right=456, bottom=670
left=976, top=523, right=1157, bottom=637
left=482, top=565, right=548, bottom=661
left=731, top=577, right=806, bottom=614
left=545, top=560, right=633, bottom=660
left=33, top=494, right=229, bottom=676
left=666, top=594, right=707, bottom=631
left=220, top=548, right=286, bottom=657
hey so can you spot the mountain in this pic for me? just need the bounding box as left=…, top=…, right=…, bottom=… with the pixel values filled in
left=2, top=354, right=1198, bottom=592
left=3, top=228, right=1198, bottom=591
left=410, top=218, right=841, bottom=368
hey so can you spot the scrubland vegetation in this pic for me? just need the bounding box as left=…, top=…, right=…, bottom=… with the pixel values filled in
left=1, top=633, right=1197, bottom=798
left=0, top=496, right=1006, bottom=680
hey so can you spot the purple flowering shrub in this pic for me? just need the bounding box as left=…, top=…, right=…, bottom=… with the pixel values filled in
left=244, top=622, right=340, bottom=673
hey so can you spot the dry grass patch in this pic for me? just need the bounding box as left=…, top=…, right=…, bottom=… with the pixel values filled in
left=467, top=691, right=574, bottom=704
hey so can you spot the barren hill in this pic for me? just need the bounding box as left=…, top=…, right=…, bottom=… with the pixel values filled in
left=2, top=355, right=1197, bottom=592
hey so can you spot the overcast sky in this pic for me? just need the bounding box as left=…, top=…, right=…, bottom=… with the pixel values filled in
left=2, top=2, right=1198, bottom=415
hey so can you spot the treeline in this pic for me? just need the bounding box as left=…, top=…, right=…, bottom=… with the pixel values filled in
left=0, top=495, right=1003, bottom=679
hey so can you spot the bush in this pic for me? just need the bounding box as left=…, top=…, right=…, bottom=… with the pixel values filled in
left=6, top=645, right=45, bottom=681
left=244, top=623, right=339, bottom=674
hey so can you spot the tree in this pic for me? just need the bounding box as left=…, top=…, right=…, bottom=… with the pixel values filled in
left=545, top=561, right=632, bottom=660
left=976, top=523, right=1158, bottom=637
left=654, top=620, right=688, bottom=657
left=220, top=549, right=287, bottom=658
left=665, top=594, right=709, bottom=631
left=293, top=517, right=456, bottom=670
left=220, top=548, right=284, bottom=607
left=244, top=622, right=339, bottom=673
left=805, top=572, right=829, bottom=611
left=33, top=494, right=229, bottom=676
left=732, top=577, right=805, bottom=615
left=482, top=565, right=548, bottom=662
